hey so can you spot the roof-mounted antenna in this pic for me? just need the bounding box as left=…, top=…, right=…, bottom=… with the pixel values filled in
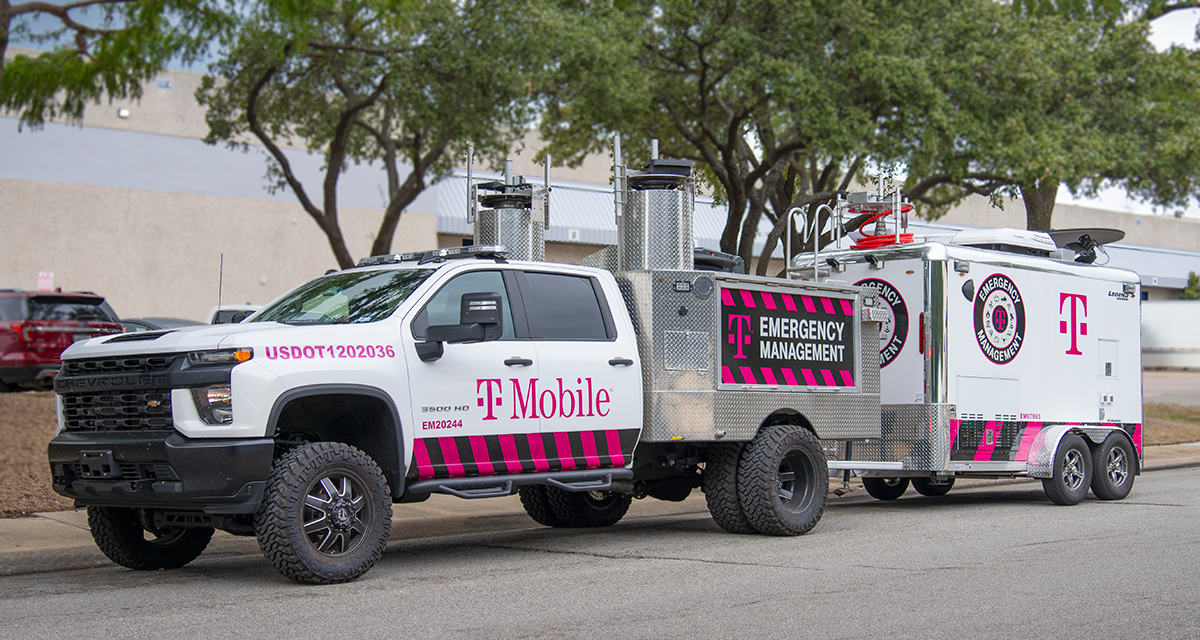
left=613, top=134, right=624, bottom=221
left=466, top=144, right=476, bottom=224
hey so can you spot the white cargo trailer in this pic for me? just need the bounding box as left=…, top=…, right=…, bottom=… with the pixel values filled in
left=792, top=190, right=1142, bottom=505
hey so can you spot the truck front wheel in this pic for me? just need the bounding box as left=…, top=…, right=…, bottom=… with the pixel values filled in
left=736, top=424, right=828, bottom=536
left=256, top=442, right=392, bottom=584
left=1042, top=434, right=1092, bottom=506
left=87, top=506, right=213, bottom=570
left=703, top=443, right=756, bottom=534
left=544, top=488, right=632, bottom=527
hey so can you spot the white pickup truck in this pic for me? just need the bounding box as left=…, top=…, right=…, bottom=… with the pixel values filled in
left=47, top=242, right=883, bottom=584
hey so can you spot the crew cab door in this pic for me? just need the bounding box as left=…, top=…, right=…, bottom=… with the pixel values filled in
left=515, top=270, right=641, bottom=469
left=404, top=269, right=539, bottom=480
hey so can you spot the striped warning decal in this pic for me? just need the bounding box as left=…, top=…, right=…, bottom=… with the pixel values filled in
left=720, top=286, right=857, bottom=389
left=411, top=428, right=640, bottom=481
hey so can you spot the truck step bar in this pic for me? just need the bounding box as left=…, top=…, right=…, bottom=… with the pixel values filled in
left=406, top=469, right=635, bottom=499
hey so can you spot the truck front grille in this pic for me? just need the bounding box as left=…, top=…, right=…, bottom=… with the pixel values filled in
left=62, top=390, right=174, bottom=431
left=62, top=355, right=176, bottom=376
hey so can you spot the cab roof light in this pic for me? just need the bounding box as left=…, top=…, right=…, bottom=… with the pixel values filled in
left=356, top=244, right=510, bottom=267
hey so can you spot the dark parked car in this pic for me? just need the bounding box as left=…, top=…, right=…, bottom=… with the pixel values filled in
left=0, top=289, right=124, bottom=391
left=120, top=317, right=205, bottom=333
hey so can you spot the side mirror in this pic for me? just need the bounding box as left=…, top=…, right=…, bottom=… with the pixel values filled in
left=416, top=292, right=503, bottom=362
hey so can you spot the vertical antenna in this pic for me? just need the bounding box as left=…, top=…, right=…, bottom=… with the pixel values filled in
left=650, top=138, right=659, bottom=161
left=543, top=153, right=551, bottom=227
left=217, top=253, right=224, bottom=315
left=613, top=134, right=623, bottom=221
left=504, top=160, right=514, bottom=186
left=466, top=144, right=475, bottom=224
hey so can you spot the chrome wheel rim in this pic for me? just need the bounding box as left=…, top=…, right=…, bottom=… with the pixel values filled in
left=1062, top=449, right=1086, bottom=491
left=1106, top=447, right=1129, bottom=486
left=303, top=473, right=370, bottom=558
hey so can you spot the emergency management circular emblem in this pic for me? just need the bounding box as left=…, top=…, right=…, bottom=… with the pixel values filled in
left=854, top=278, right=907, bottom=367
left=973, top=273, right=1025, bottom=364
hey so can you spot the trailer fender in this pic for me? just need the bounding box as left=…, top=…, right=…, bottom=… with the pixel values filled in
left=1025, top=425, right=1139, bottom=478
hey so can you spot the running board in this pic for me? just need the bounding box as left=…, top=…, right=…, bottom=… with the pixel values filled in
left=405, top=469, right=634, bottom=500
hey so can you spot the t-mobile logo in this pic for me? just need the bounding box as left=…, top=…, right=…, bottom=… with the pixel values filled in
left=477, top=378, right=503, bottom=420
left=1059, top=293, right=1088, bottom=355
left=727, top=314, right=753, bottom=359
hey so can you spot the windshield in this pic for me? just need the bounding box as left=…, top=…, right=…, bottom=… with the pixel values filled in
left=253, top=269, right=432, bottom=325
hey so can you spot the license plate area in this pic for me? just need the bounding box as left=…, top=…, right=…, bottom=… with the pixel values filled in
left=78, top=450, right=120, bottom=479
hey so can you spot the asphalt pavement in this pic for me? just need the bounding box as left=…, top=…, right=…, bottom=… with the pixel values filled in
left=2, top=442, right=1198, bottom=578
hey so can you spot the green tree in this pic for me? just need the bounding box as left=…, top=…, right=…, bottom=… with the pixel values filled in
left=197, top=0, right=546, bottom=269
left=1, top=0, right=227, bottom=126
left=1182, top=271, right=1200, bottom=300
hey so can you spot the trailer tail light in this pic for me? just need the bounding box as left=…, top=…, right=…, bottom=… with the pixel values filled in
left=919, top=312, right=925, bottom=355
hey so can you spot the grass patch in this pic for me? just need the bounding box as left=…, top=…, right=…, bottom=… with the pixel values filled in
left=1143, top=403, right=1200, bottom=446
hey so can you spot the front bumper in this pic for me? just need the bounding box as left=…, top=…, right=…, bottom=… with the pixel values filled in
left=48, top=431, right=274, bottom=514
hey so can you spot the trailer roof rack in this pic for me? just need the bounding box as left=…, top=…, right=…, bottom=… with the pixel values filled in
left=356, top=244, right=509, bottom=267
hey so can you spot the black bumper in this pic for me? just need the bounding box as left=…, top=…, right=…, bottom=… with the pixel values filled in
left=48, top=431, right=275, bottom=514
left=0, top=364, right=58, bottom=387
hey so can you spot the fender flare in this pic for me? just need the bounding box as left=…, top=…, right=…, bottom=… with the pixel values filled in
left=266, top=384, right=407, bottom=497
left=1026, top=424, right=1139, bottom=478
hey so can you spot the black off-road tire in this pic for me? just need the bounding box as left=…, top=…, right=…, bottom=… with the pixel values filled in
left=912, top=477, right=955, bottom=497
left=1042, top=434, right=1092, bottom=506
left=87, top=506, right=214, bottom=570
left=863, top=477, right=910, bottom=500
left=518, top=485, right=569, bottom=527
left=703, top=442, right=756, bottom=534
left=735, top=424, right=828, bottom=536
left=256, top=442, right=392, bottom=584
left=544, top=487, right=633, bottom=527
left=1091, top=433, right=1136, bottom=501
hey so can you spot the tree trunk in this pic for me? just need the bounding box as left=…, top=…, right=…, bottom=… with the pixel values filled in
left=1019, top=183, right=1058, bottom=231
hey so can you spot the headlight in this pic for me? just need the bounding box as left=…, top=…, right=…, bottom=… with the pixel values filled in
left=192, top=384, right=233, bottom=424
left=188, top=348, right=253, bottom=365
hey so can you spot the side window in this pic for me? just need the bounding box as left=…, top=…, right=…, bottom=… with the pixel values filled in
left=411, top=271, right=515, bottom=340
left=525, top=272, right=611, bottom=341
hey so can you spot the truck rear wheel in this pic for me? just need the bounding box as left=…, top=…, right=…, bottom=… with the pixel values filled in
left=1042, top=434, right=1092, bottom=506
left=256, top=442, right=392, bottom=584
left=736, top=424, right=827, bottom=536
left=544, top=487, right=632, bottom=527
left=87, top=506, right=213, bottom=570
left=863, top=477, right=909, bottom=500
left=703, top=443, right=756, bottom=534
left=518, top=485, right=569, bottom=527
left=1090, top=433, right=1135, bottom=501
left=912, top=477, right=954, bottom=497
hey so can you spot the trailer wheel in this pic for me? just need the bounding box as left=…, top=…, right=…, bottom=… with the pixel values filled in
left=736, top=424, right=828, bottom=536
left=702, top=443, right=756, bottom=534
left=518, top=485, right=569, bottom=527
left=87, top=507, right=213, bottom=570
left=256, top=442, right=392, bottom=584
left=1090, top=433, right=1135, bottom=501
left=863, top=477, right=910, bottom=500
left=1042, top=434, right=1092, bottom=506
left=544, top=487, right=632, bottom=527
left=912, top=477, right=954, bottom=497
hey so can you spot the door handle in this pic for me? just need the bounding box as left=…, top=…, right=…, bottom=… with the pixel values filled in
left=608, top=358, right=634, bottom=367
left=504, top=357, right=534, bottom=367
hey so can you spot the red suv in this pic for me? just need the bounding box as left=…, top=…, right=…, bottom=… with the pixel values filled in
left=0, top=289, right=124, bottom=391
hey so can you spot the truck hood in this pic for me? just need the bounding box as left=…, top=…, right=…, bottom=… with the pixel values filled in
left=61, top=322, right=298, bottom=359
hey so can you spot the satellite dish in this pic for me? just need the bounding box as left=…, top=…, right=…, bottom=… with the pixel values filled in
left=1046, top=228, right=1124, bottom=265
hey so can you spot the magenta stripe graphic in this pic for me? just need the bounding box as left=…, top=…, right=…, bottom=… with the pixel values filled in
left=1014, top=423, right=1043, bottom=462
left=554, top=432, right=577, bottom=470
left=469, top=436, right=495, bottom=476
left=802, top=369, right=817, bottom=386
left=606, top=429, right=626, bottom=466
left=949, top=419, right=961, bottom=448
left=526, top=433, right=550, bottom=472
left=721, top=289, right=735, bottom=306
left=821, top=297, right=835, bottom=314
left=1133, top=423, right=1143, bottom=454
left=840, top=299, right=854, bottom=316
left=782, top=294, right=797, bottom=311
left=801, top=296, right=816, bottom=313
left=782, top=368, right=799, bottom=386
left=581, top=431, right=601, bottom=469
left=739, top=366, right=758, bottom=384
left=722, top=366, right=735, bottom=384
left=839, top=370, right=854, bottom=386
left=439, top=438, right=466, bottom=478
left=974, top=421, right=1001, bottom=462
left=760, top=367, right=778, bottom=385
left=762, top=292, right=777, bottom=309
left=739, top=290, right=757, bottom=308
left=414, top=439, right=434, bottom=480
left=820, top=370, right=836, bottom=386
left=498, top=434, right=523, bottom=474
